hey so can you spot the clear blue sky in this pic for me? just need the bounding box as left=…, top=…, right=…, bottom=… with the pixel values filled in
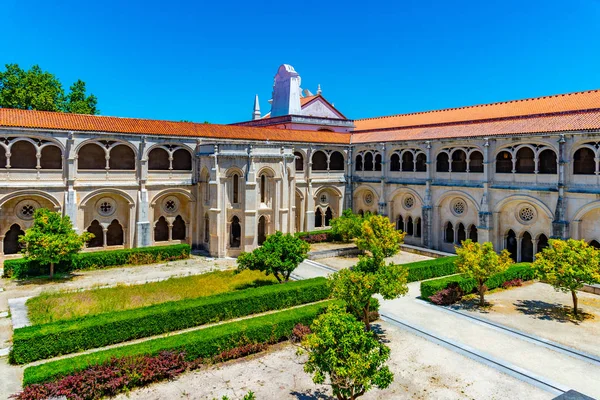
left=3, top=0, right=600, bottom=124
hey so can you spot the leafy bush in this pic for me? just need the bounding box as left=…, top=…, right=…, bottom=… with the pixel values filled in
left=429, top=283, right=464, bottom=305
left=330, top=209, right=363, bottom=242
left=403, top=256, right=458, bottom=282
left=502, top=278, right=523, bottom=289
left=11, top=277, right=331, bottom=364
left=3, top=244, right=191, bottom=278
left=23, top=301, right=334, bottom=386
left=421, top=263, right=534, bottom=301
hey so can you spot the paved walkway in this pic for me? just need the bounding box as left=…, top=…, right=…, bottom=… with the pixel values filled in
left=293, top=260, right=600, bottom=399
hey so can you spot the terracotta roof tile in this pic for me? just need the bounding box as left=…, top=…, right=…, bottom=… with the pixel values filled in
left=351, top=109, right=600, bottom=143
left=354, top=89, right=600, bottom=131
left=0, top=108, right=351, bottom=145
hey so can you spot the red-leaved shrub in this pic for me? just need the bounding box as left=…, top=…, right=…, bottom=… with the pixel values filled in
left=290, top=323, right=312, bottom=343
left=430, top=283, right=464, bottom=305
left=502, top=278, right=523, bottom=289
left=299, top=233, right=329, bottom=243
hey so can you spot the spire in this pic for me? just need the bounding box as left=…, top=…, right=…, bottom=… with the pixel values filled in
left=252, top=94, right=261, bottom=120
left=317, top=84, right=322, bottom=95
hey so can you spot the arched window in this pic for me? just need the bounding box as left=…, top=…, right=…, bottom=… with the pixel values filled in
left=406, top=216, right=414, bottom=235
left=457, top=223, right=466, bottom=243
left=330, top=151, right=344, bottom=171
left=390, top=153, right=400, bottom=171
left=515, top=147, right=534, bottom=174
left=355, top=154, right=363, bottom=171
left=294, top=152, right=304, bottom=171
left=469, top=225, right=478, bottom=242
left=538, top=149, right=557, bottom=174
left=315, top=208, right=323, bottom=228
left=374, top=153, right=382, bottom=171
left=40, top=145, right=62, bottom=169
left=109, top=145, right=135, bottom=170
left=204, top=213, right=210, bottom=243
left=312, top=151, right=328, bottom=171
left=415, top=218, right=422, bottom=237
left=402, top=152, right=414, bottom=172
left=521, top=232, right=533, bottom=262
left=106, top=219, right=124, bottom=246
left=445, top=222, right=454, bottom=243
left=469, top=151, right=484, bottom=173
left=11, top=141, right=37, bottom=169
left=506, top=230, right=517, bottom=261
left=451, top=150, right=467, bottom=173
left=358, top=209, right=364, bottom=217
left=4, top=224, right=24, bottom=254
left=260, top=174, right=267, bottom=203
left=230, top=216, right=241, bottom=248
left=574, top=148, right=595, bottom=175
left=436, top=153, right=449, bottom=172
left=78, top=143, right=106, bottom=170
left=589, top=240, right=600, bottom=249
left=537, top=234, right=549, bottom=255
left=258, top=215, right=267, bottom=245
left=0, top=147, right=6, bottom=168
left=416, top=153, right=427, bottom=172
left=172, top=149, right=192, bottom=171
left=232, top=174, right=239, bottom=204
left=496, top=151, right=512, bottom=173
left=87, top=220, right=103, bottom=248
left=397, top=215, right=404, bottom=231
left=173, top=215, right=186, bottom=240
left=154, top=216, right=169, bottom=242
left=364, top=152, right=374, bottom=171
left=148, top=148, right=170, bottom=170
left=325, top=207, right=333, bottom=226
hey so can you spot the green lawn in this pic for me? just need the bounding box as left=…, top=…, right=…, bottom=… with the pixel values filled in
left=27, top=269, right=276, bottom=324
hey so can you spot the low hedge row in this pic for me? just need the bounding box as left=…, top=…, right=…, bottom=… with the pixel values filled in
left=11, top=277, right=330, bottom=364
left=2, top=244, right=191, bottom=278
left=404, top=256, right=458, bottom=282
left=420, top=263, right=534, bottom=300
left=23, top=301, right=333, bottom=386
left=295, top=229, right=341, bottom=243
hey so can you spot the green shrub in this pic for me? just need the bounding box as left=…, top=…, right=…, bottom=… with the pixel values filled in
left=420, top=263, right=534, bottom=300
left=404, top=256, right=458, bottom=282
left=23, top=301, right=334, bottom=386
left=2, top=244, right=191, bottom=278
left=11, top=277, right=330, bottom=364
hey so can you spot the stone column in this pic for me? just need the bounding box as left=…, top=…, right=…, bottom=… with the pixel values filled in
left=422, top=141, right=433, bottom=248
left=244, top=145, right=258, bottom=249
left=478, top=138, right=492, bottom=243
left=552, top=134, right=569, bottom=239
left=306, top=147, right=315, bottom=231
left=345, top=146, right=353, bottom=211
left=64, top=133, right=78, bottom=231
left=379, top=143, right=387, bottom=216
left=136, top=137, right=151, bottom=247
left=516, top=237, right=522, bottom=262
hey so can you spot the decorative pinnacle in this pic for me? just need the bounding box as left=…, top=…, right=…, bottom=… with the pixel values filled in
left=252, top=95, right=261, bottom=120
left=317, top=84, right=322, bottom=95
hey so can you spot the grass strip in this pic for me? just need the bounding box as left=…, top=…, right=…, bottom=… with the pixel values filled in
left=11, top=277, right=330, bottom=364
left=420, top=263, right=534, bottom=300
left=23, top=301, right=334, bottom=386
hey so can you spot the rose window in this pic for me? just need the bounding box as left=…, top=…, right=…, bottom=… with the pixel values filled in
left=320, top=195, right=327, bottom=203
left=17, top=204, right=36, bottom=220
left=519, top=207, right=535, bottom=223
left=452, top=200, right=465, bottom=215
left=364, top=192, right=374, bottom=205
left=165, top=200, right=176, bottom=212
left=97, top=198, right=116, bottom=217
left=162, top=196, right=180, bottom=213
left=403, top=196, right=414, bottom=210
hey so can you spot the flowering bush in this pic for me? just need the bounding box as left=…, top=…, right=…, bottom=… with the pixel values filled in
left=429, top=283, right=464, bottom=305
left=291, top=323, right=312, bottom=343
left=299, top=233, right=330, bottom=243
left=502, top=278, right=523, bottom=289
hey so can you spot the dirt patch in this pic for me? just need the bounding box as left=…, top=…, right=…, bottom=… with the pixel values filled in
left=319, top=251, right=432, bottom=270
left=113, top=321, right=547, bottom=400
left=453, top=282, right=600, bottom=357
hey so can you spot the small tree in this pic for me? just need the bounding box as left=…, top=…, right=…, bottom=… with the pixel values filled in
left=19, top=209, right=92, bottom=278
left=533, top=239, right=600, bottom=316
left=356, top=214, right=405, bottom=258
left=330, top=262, right=408, bottom=330
left=455, top=240, right=513, bottom=306
left=301, top=304, right=394, bottom=400
left=236, top=231, right=310, bottom=283
left=331, top=209, right=363, bottom=242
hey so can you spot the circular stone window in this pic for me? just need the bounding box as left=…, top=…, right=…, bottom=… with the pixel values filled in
left=15, top=200, right=40, bottom=220
left=517, top=205, right=536, bottom=224
left=364, top=192, right=374, bottom=205
left=403, top=195, right=415, bottom=210
left=319, top=193, right=328, bottom=205
left=163, top=196, right=179, bottom=214
left=96, top=197, right=116, bottom=217
left=450, top=198, right=466, bottom=216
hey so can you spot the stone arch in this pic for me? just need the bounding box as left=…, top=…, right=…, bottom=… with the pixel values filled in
left=364, top=152, right=374, bottom=171
left=506, top=229, right=517, bottom=261
left=415, top=152, right=427, bottom=172
left=355, top=154, right=364, bottom=171
left=258, top=215, right=267, bottom=245
left=444, top=221, right=454, bottom=243
left=469, top=150, right=484, bottom=173
left=521, top=231, right=534, bottom=262
left=148, top=147, right=170, bottom=170
left=515, top=147, right=535, bottom=173
left=10, top=140, right=37, bottom=169
left=457, top=222, right=466, bottom=243
left=538, top=149, right=557, bottom=174
left=496, top=150, right=512, bottom=173
left=109, top=144, right=136, bottom=170
left=78, top=142, right=107, bottom=170
left=468, top=224, right=478, bottom=242
left=172, top=148, right=192, bottom=171
left=154, top=216, right=169, bottom=242
left=87, top=220, right=103, bottom=248
left=434, top=190, right=480, bottom=213
left=80, top=188, right=135, bottom=207
left=436, top=151, right=449, bottom=172
left=572, top=201, right=600, bottom=243
left=390, top=153, right=400, bottom=171
left=402, top=151, right=414, bottom=171
left=537, top=233, right=549, bottom=254
left=40, top=145, right=62, bottom=169
left=450, top=149, right=467, bottom=172
left=0, top=190, right=61, bottom=209
left=230, top=215, right=241, bottom=248
left=294, top=151, right=304, bottom=171
left=150, top=188, right=196, bottom=206
left=3, top=224, right=24, bottom=255
left=172, top=215, right=186, bottom=240
left=312, top=151, right=328, bottom=171
left=374, top=153, right=382, bottom=171
left=329, top=151, right=345, bottom=170
left=573, top=147, right=596, bottom=175
left=106, top=219, right=124, bottom=246
left=493, top=195, right=553, bottom=219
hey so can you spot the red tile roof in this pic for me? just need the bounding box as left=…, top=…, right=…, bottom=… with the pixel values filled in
left=354, top=89, right=600, bottom=131
left=0, top=108, right=351, bottom=144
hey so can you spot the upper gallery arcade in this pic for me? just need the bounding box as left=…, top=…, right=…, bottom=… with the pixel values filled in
left=1, top=64, right=599, bottom=260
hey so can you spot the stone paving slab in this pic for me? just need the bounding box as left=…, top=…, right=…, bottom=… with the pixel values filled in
left=8, top=297, right=31, bottom=329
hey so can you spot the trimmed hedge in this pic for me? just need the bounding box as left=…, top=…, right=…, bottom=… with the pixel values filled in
left=11, top=277, right=330, bottom=364
left=295, top=229, right=341, bottom=243
left=23, top=301, right=333, bottom=386
left=420, top=263, right=534, bottom=300
left=404, top=256, right=458, bottom=282
left=2, top=244, right=191, bottom=278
